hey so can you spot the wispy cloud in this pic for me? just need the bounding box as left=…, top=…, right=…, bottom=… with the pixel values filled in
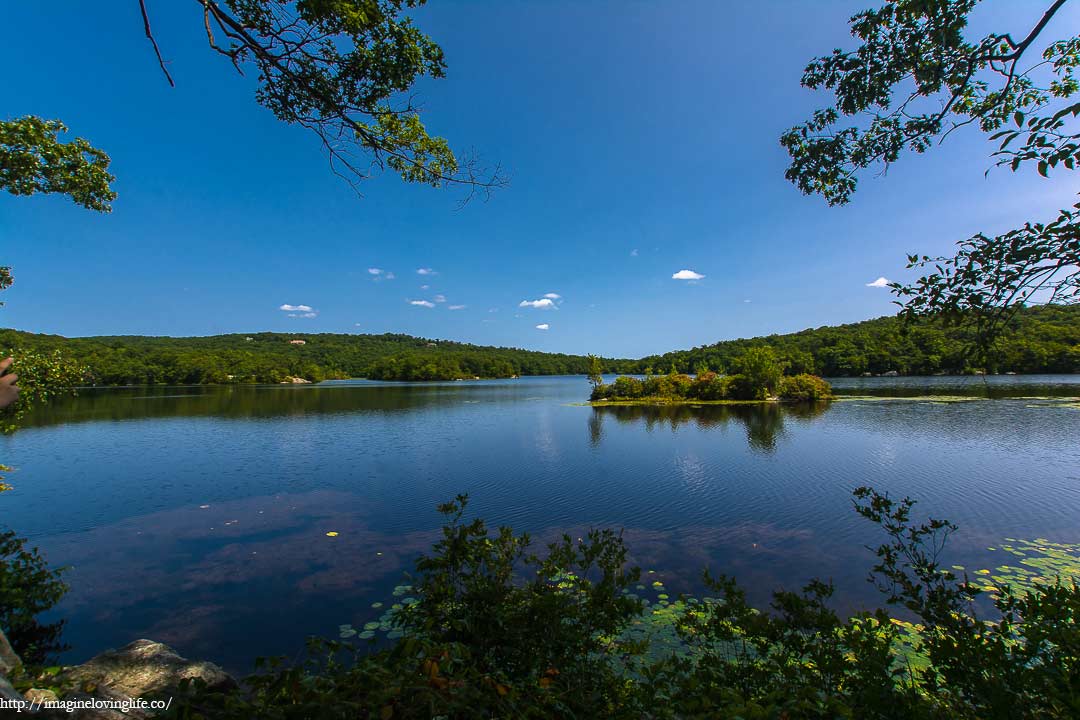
left=672, top=269, right=705, bottom=280
left=280, top=303, right=318, bottom=318
left=369, top=268, right=395, bottom=281
left=865, top=276, right=891, bottom=288
left=417, top=268, right=437, bottom=276
left=543, top=292, right=561, bottom=300
left=420, top=284, right=429, bottom=290
left=448, top=304, right=467, bottom=311
left=630, top=249, right=639, bottom=257
left=409, top=299, right=435, bottom=308
left=434, top=294, right=447, bottom=303
left=368, top=268, right=382, bottom=275
left=519, top=298, right=557, bottom=309
left=535, top=323, right=550, bottom=330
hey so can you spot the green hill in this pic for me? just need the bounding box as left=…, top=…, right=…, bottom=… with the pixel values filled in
left=0, top=330, right=614, bottom=384
left=1, top=305, right=1076, bottom=384
left=633, top=305, right=1080, bottom=377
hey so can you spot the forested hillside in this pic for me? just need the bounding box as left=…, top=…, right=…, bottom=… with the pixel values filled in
left=633, top=305, right=1080, bottom=377
left=1, top=305, right=1076, bottom=384
left=0, top=331, right=613, bottom=384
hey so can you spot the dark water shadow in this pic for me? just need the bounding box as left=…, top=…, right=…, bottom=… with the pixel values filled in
left=19, top=383, right=533, bottom=428
left=589, top=402, right=832, bottom=452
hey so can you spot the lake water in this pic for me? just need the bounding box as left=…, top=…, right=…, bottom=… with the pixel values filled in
left=2, top=375, right=1079, bottom=672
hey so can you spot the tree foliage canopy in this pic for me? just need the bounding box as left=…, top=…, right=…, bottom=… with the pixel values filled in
left=784, top=0, right=1080, bottom=341
left=184, top=0, right=505, bottom=196
left=0, top=116, right=116, bottom=212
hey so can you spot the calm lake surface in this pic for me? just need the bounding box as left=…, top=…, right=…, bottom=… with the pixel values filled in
left=2, top=375, right=1079, bottom=672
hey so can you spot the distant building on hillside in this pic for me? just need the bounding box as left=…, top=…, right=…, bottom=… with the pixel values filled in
left=289, top=339, right=307, bottom=345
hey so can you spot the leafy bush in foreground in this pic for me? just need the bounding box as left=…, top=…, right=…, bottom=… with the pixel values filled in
left=0, top=348, right=87, bottom=435
left=165, top=489, right=1080, bottom=719
left=0, top=529, right=68, bottom=665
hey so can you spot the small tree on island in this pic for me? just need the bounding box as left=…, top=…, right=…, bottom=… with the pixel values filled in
left=586, top=354, right=604, bottom=390
left=729, top=346, right=785, bottom=399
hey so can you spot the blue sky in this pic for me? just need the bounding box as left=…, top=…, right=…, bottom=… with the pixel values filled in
left=3, top=1, right=1077, bottom=358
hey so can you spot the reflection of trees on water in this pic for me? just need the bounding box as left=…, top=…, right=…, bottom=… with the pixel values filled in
left=21, top=385, right=490, bottom=428
left=589, top=402, right=832, bottom=452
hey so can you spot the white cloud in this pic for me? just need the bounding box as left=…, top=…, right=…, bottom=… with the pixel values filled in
left=420, top=284, right=429, bottom=290
left=448, top=304, right=466, bottom=310
left=743, top=299, right=752, bottom=303
left=280, top=304, right=318, bottom=318
left=409, top=299, right=435, bottom=308
left=368, top=268, right=383, bottom=275
left=543, top=292, right=561, bottom=300
left=434, top=294, right=447, bottom=303
left=519, top=298, right=557, bottom=309
left=416, top=268, right=437, bottom=276
left=535, top=323, right=550, bottom=330
left=630, top=249, right=639, bottom=257
left=385, top=272, right=396, bottom=280
left=354, top=323, right=362, bottom=327
left=672, top=269, right=705, bottom=280
left=866, top=276, right=891, bottom=288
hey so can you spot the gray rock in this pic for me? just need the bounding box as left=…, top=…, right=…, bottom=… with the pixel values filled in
left=2, top=637, right=233, bottom=718
left=0, top=627, right=21, bottom=675
left=24, top=687, right=59, bottom=704
left=1, top=672, right=25, bottom=705
left=0, top=628, right=27, bottom=711
left=59, top=639, right=235, bottom=700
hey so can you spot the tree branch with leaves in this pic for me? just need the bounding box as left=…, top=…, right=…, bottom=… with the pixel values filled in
left=162, top=0, right=508, bottom=199
left=783, top=0, right=1080, bottom=351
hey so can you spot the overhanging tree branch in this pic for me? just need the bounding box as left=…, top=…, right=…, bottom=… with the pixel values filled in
left=139, top=0, right=175, bottom=87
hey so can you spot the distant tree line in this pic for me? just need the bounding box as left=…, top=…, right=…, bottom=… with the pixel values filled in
left=630, top=305, right=1080, bottom=378
left=0, top=331, right=618, bottom=385
left=0, top=305, right=1075, bottom=385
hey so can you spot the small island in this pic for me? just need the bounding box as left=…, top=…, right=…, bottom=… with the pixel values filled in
left=588, top=347, right=833, bottom=404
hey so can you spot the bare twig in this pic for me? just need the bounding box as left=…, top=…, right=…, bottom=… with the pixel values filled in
left=139, top=0, right=175, bottom=87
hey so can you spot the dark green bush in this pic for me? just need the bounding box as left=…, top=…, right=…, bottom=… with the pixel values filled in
left=165, top=489, right=1080, bottom=720
left=778, top=373, right=834, bottom=401
left=723, top=373, right=764, bottom=400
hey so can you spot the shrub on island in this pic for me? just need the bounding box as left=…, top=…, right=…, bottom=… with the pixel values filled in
left=590, top=370, right=832, bottom=402
left=777, top=373, right=834, bottom=401
left=591, top=347, right=832, bottom=402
